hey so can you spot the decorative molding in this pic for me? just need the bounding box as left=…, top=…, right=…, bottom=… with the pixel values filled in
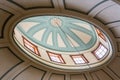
left=90, top=70, right=101, bottom=80
left=12, top=65, right=46, bottom=80
left=109, top=28, right=120, bottom=38
left=101, top=69, right=114, bottom=80
left=89, top=72, right=95, bottom=80
left=49, top=73, right=65, bottom=80
left=7, top=0, right=54, bottom=10
left=91, top=69, right=114, bottom=80
left=70, top=74, right=87, bottom=80
left=63, top=0, right=109, bottom=15
left=0, top=47, right=24, bottom=79
left=87, top=0, right=109, bottom=14
left=94, top=17, right=106, bottom=25
left=117, top=42, right=120, bottom=52
left=105, top=20, right=120, bottom=25
left=94, top=4, right=116, bottom=25
left=0, top=8, right=14, bottom=38
left=63, top=0, right=87, bottom=14
left=107, top=66, right=120, bottom=79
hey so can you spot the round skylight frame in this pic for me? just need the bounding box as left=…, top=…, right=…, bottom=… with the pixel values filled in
left=12, top=15, right=114, bottom=72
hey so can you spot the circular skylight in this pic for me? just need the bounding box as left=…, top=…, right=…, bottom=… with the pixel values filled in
left=13, top=15, right=113, bottom=72
left=15, top=16, right=97, bottom=53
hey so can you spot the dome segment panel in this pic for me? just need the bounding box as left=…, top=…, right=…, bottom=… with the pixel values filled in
left=16, top=16, right=97, bottom=52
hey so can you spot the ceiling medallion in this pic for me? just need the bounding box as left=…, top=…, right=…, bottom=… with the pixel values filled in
left=51, top=17, right=62, bottom=27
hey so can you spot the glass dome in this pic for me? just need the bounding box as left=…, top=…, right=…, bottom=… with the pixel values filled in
left=13, top=15, right=113, bottom=72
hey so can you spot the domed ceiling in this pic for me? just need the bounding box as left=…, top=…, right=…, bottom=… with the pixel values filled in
left=16, top=16, right=97, bottom=52
left=13, top=15, right=113, bottom=71
left=0, top=0, right=120, bottom=80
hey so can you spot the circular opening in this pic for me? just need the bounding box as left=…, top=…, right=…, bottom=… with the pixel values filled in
left=51, top=18, right=62, bottom=27
left=13, top=15, right=113, bottom=72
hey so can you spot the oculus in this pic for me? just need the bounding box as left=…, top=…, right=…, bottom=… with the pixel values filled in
left=13, top=15, right=113, bottom=72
